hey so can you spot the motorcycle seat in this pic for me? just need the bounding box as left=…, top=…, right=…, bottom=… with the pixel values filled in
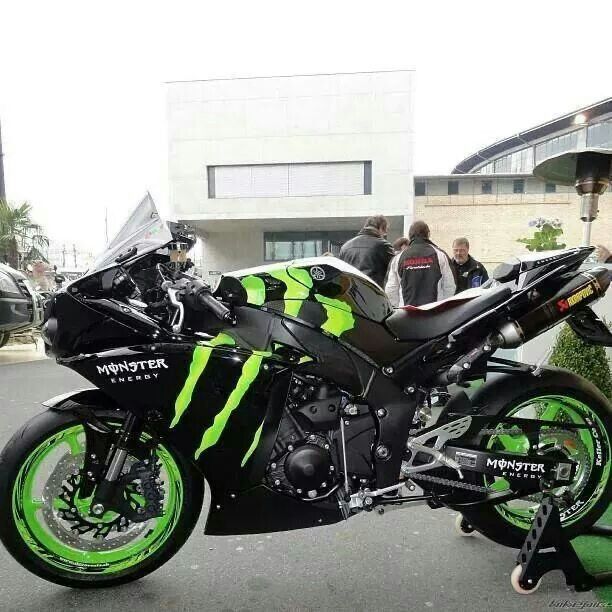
left=385, top=285, right=512, bottom=341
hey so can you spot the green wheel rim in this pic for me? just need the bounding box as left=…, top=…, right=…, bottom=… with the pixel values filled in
left=13, top=424, right=184, bottom=575
left=485, top=394, right=610, bottom=530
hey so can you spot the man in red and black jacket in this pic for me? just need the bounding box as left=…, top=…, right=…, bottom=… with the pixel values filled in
left=396, top=221, right=456, bottom=307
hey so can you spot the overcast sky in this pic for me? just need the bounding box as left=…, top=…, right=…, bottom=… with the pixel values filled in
left=1, top=0, right=610, bottom=253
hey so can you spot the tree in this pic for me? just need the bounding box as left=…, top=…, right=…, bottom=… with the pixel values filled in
left=0, top=199, right=48, bottom=269
left=517, top=217, right=566, bottom=252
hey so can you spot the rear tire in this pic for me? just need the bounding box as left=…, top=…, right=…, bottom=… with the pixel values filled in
left=458, top=369, right=611, bottom=548
left=0, top=409, right=204, bottom=588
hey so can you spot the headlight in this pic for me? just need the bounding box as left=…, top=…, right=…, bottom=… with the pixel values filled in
left=0, top=271, right=21, bottom=294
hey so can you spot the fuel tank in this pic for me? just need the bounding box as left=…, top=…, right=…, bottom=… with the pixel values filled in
left=223, top=257, right=392, bottom=325
left=218, top=257, right=407, bottom=364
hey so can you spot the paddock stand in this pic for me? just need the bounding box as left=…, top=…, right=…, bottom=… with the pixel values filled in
left=456, top=498, right=612, bottom=594
left=510, top=495, right=612, bottom=594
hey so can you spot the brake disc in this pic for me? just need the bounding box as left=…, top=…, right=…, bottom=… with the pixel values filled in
left=41, top=452, right=149, bottom=551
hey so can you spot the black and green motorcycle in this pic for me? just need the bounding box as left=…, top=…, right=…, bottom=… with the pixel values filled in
left=0, top=195, right=609, bottom=588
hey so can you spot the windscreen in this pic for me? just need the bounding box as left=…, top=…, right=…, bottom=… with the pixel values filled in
left=88, top=193, right=173, bottom=273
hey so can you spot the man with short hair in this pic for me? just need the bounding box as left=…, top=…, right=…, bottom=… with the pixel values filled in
left=451, top=237, right=489, bottom=293
left=339, top=215, right=394, bottom=287
left=385, top=237, right=410, bottom=307
left=397, top=221, right=455, bottom=306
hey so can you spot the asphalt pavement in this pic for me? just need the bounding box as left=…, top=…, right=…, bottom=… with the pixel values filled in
left=0, top=359, right=600, bottom=611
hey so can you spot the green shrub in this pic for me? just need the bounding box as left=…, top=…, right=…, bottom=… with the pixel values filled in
left=517, top=217, right=566, bottom=252
left=549, top=324, right=612, bottom=399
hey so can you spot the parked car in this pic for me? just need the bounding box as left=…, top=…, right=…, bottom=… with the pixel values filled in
left=0, top=263, right=44, bottom=348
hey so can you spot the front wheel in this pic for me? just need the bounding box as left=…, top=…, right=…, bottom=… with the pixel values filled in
left=459, top=370, right=611, bottom=548
left=0, top=409, right=204, bottom=588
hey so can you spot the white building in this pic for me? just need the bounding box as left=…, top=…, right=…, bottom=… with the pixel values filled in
left=167, top=70, right=415, bottom=279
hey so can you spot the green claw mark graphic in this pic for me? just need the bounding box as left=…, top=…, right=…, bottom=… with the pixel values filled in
left=269, top=268, right=312, bottom=317
left=194, top=351, right=271, bottom=459
left=315, top=294, right=355, bottom=337
left=237, top=265, right=356, bottom=338
left=298, top=355, right=314, bottom=364
left=240, top=419, right=265, bottom=467
left=171, top=333, right=236, bottom=428
left=241, top=275, right=266, bottom=305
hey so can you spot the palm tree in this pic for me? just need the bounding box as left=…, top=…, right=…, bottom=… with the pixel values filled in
left=0, top=199, right=49, bottom=269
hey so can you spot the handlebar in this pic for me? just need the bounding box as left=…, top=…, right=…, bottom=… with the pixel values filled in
left=177, top=277, right=237, bottom=325
left=197, top=290, right=236, bottom=324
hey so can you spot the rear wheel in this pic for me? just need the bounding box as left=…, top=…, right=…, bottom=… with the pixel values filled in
left=460, top=376, right=611, bottom=548
left=0, top=409, right=204, bottom=588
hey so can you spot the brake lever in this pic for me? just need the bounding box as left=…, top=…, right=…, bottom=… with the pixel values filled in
left=165, top=286, right=185, bottom=334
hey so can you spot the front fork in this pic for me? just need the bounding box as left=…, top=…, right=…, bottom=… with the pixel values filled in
left=89, top=413, right=142, bottom=516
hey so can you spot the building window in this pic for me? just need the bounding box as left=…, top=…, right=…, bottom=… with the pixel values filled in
left=414, top=181, right=426, bottom=196
left=494, top=156, right=510, bottom=174
left=535, top=130, right=580, bottom=164
left=491, top=147, right=534, bottom=175
left=513, top=179, right=525, bottom=194
left=447, top=180, right=459, bottom=195
left=545, top=182, right=556, bottom=193
left=478, top=161, right=495, bottom=174
left=264, top=231, right=354, bottom=262
left=208, top=161, right=372, bottom=198
left=481, top=180, right=493, bottom=194
left=587, top=120, right=612, bottom=149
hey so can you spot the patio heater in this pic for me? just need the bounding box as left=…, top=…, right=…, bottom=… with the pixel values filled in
left=533, top=148, right=612, bottom=247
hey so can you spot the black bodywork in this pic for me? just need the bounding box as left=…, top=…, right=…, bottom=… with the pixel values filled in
left=40, top=199, right=612, bottom=536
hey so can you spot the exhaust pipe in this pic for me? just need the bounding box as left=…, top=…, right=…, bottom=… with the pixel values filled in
left=496, top=267, right=610, bottom=348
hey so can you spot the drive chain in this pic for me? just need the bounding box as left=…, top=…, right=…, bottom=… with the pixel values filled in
left=408, top=473, right=490, bottom=493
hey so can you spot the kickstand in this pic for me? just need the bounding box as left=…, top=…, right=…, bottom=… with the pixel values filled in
left=513, top=494, right=612, bottom=593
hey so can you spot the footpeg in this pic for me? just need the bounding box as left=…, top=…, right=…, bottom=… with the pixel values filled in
left=404, top=441, right=464, bottom=479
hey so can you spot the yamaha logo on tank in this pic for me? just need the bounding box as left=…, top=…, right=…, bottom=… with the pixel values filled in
left=310, top=266, right=326, bottom=281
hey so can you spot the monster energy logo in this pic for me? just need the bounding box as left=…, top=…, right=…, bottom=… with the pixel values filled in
left=97, top=359, right=168, bottom=376
left=486, top=457, right=546, bottom=479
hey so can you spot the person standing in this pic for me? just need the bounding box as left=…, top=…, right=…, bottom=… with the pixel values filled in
left=385, top=237, right=409, bottom=307
left=338, top=215, right=394, bottom=288
left=451, top=237, right=489, bottom=293
left=397, top=221, right=455, bottom=306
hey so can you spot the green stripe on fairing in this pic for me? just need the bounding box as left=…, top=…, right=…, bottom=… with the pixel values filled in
left=240, top=419, right=265, bottom=467
left=241, top=275, right=266, bottom=305
left=315, top=294, right=355, bottom=337
left=194, top=351, right=272, bottom=459
left=238, top=266, right=355, bottom=337
left=270, top=267, right=312, bottom=317
left=171, top=333, right=236, bottom=428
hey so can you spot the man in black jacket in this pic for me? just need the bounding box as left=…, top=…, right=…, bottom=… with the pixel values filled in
left=339, top=215, right=394, bottom=287
left=451, top=237, right=489, bottom=293
left=398, top=221, right=456, bottom=306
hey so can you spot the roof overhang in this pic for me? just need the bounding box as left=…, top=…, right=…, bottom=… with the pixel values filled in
left=452, top=98, right=612, bottom=174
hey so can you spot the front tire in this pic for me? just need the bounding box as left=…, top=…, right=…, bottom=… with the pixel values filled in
left=459, top=369, right=611, bottom=548
left=0, top=409, right=204, bottom=588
